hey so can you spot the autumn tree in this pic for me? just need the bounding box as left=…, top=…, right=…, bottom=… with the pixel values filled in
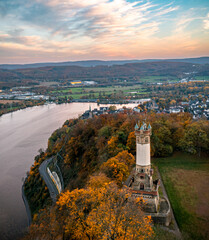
left=109, top=105, right=117, bottom=111
left=23, top=207, right=60, bottom=240
left=56, top=178, right=153, bottom=240
left=101, top=157, right=128, bottom=186
left=107, top=135, right=120, bottom=156
left=25, top=175, right=153, bottom=240
left=170, top=99, right=176, bottom=106
left=101, top=150, right=134, bottom=186
left=112, top=150, right=135, bottom=169
left=126, top=131, right=136, bottom=155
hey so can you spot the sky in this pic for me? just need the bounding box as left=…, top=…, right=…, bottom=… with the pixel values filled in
left=0, top=0, right=209, bottom=64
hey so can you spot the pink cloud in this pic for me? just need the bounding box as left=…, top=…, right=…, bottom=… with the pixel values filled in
left=0, top=0, right=209, bottom=63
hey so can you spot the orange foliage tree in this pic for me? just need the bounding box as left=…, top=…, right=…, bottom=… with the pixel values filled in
left=126, top=131, right=136, bottom=155
left=25, top=175, right=153, bottom=240
left=56, top=177, right=153, bottom=240
left=101, top=150, right=134, bottom=186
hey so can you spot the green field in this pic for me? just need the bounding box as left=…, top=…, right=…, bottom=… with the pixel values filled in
left=140, top=76, right=179, bottom=83
left=51, top=85, right=148, bottom=99
left=51, top=87, right=83, bottom=94
left=151, top=226, right=178, bottom=240
left=154, top=153, right=209, bottom=240
left=49, top=75, right=183, bottom=99
left=194, top=76, right=209, bottom=80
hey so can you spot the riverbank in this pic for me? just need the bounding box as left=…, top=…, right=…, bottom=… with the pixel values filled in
left=22, top=178, right=32, bottom=226
left=0, top=100, right=46, bottom=117
left=0, top=102, right=105, bottom=240
left=0, top=99, right=143, bottom=118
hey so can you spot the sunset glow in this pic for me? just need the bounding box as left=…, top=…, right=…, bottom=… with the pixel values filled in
left=0, top=0, right=209, bottom=63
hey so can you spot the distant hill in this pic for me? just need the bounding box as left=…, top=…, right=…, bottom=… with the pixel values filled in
left=0, top=57, right=209, bottom=70
left=0, top=61, right=208, bottom=89
left=160, top=57, right=209, bottom=65
left=0, top=62, right=198, bottom=82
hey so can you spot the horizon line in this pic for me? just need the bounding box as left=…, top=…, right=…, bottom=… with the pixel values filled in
left=1, top=56, right=209, bottom=65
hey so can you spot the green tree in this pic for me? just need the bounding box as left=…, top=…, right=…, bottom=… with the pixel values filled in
left=179, top=122, right=208, bottom=154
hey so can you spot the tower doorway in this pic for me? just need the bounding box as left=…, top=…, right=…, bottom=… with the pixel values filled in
left=140, top=183, right=144, bottom=190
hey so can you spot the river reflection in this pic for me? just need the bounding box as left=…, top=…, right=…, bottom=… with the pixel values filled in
left=0, top=102, right=137, bottom=239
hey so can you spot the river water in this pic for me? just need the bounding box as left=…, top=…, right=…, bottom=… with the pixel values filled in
left=0, top=102, right=137, bottom=240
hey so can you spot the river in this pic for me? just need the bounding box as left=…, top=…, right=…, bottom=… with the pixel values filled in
left=0, top=102, right=137, bottom=240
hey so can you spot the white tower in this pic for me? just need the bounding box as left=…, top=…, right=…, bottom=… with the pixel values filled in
left=129, top=122, right=161, bottom=214
left=135, top=122, right=152, bottom=174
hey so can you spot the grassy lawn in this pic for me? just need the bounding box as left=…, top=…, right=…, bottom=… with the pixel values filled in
left=151, top=226, right=179, bottom=240
left=154, top=153, right=209, bottom=240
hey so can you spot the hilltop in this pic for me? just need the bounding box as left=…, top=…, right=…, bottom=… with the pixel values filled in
left=23, top=111, right=209, bottom=240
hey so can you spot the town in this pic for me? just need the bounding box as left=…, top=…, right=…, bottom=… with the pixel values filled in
left=1, top=76, right=209, bottom=119
left=79, top=95, right=209, bottom=120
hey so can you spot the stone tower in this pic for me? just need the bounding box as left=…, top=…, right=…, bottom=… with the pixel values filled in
left=127, top=122, right=171, bottom=224
left=130, top=122, right=159, bottom=213
left=135, top=122, right=152, bottom=174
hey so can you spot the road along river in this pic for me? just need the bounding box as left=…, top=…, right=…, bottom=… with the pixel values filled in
left=0, top=102, right=137, bottom=240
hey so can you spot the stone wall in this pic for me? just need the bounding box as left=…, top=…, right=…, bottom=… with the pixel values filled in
left=148, top=197, right=171, bottom=226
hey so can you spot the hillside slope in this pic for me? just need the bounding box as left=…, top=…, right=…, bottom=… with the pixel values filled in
left=1, top=62, right=209, bottom=83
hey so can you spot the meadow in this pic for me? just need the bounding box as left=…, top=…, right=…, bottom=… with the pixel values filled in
left=51, top=84, right=148, bottom=99
left=139, top=75, right=179, bottom=83
left=195, top=76, right=209, bottom=80
left=154, top=153, right=209, bottom=240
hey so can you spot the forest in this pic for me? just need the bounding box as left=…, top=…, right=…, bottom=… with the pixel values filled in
left=23, top=111, right=209, bottom=239
left=1, top=62, right=209, bottom=86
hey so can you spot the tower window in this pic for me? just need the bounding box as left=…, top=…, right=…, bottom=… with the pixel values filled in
left=145, top=137, right=149, bottom=143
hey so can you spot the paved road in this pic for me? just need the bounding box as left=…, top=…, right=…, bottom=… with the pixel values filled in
left=39, top=158, right=59, bottom=202
left=156, top=167, right=182, bottom=239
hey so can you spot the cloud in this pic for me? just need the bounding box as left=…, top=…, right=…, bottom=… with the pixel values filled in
left=0, top=1, right=180, bottom=52
left=204, top=20, right=209, bottom=29
left=0, top=0, right=178, bottom=39
left=174, top=8, right=206, bottom=34
left=0, top=0, right=23, bottom=17
left=46, top=0, right=177, bottom=39
left=0, top=31, right=45, bottom=48
left=154, top=6, right=179, bottom=17
left=203, top=13, right=209, bottom=30
left=0, top=0, right=209, bottom=63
